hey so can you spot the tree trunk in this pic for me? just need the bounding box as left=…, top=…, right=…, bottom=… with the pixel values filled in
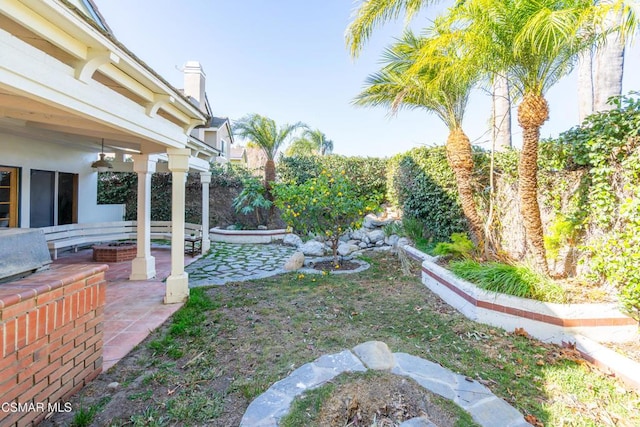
left=577, top=49, right=594, bottom=122
left=264, top=158, right=276, bottom=223
left=517, top=93, right=549, bottom=275
left=446, top=128, right=484, bottom=248
left=593, top=1, right=625, bottom=112
left=492, top=74, right=512, bottom=152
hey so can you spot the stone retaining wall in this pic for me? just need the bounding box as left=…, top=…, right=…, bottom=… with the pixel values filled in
left=0, top=264, right=107, bottom=426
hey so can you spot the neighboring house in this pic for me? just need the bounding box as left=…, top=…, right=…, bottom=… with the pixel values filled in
left=0, top=0, right=220, bottom=303
left=229, top=145, right=248, bottom=165
left=181, top=61, right=234, bottom=163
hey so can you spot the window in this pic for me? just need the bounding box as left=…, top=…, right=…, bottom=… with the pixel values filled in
left=0, top=166, right=19, bottom=227
left=30, top=170, right=77, bottom=227
left=220, top=139, right=226, bottom=156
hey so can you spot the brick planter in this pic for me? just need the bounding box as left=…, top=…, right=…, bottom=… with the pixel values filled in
left=0, top=264, right=107, bottom=426
left=93, top=242, right=137, bottom=263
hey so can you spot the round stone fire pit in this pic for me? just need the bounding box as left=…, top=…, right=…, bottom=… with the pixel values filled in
left=93, top=242, right=137, bottom=262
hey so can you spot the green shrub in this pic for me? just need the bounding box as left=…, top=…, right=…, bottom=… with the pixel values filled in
left=232, top=175, right=272, bottom=226
left=387, top=147, right=467, bottom=242
left=433, top=233, right=475, bottom=259
left=449, top=260, right=565, bottom=302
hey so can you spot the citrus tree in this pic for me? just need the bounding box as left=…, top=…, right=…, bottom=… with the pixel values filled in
left=272, top=170, right=380, bottom=265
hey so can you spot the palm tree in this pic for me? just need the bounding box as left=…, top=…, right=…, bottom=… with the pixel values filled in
left=233, top=114, right=304, bottom=190
left=287, top=128, right=334, bottom=156
left=355, top=29, right=486, bottom=247
left=443, top=0, right=596, bottom=273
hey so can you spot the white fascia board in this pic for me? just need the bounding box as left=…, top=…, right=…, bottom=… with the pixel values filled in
left=0, top=29, right=186, bottom=149
left=14, top=0, right=206, bottom=124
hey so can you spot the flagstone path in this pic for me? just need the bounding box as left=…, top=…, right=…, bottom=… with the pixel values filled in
left=186, top=242, right=296, bottom=287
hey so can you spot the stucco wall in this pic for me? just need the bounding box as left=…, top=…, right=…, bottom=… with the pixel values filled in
left=1, top=132, right=125, bottom=227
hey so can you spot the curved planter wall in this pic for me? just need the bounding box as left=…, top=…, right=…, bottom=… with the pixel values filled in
left=401, top=245, right=640, bottom=390
left=209, top=227, right=287, bottom=244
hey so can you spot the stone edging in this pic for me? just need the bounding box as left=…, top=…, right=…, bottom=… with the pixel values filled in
left=400, top=244, right=640, bottom=391
left=239, top=341, right=532, bottom=427
left=209, top=227, right=288, bottom=244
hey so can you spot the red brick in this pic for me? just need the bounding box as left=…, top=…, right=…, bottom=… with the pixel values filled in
left=74, top=328, right=93, bottom=349
left=20, top=377, right=48, bottom=403
left=25, top=310, right=37, bottom=346
left=34, top=358, right=62, bottom=385
left=84, top=314, right=101, bottom=332
left=16, top=353, right=49, bottom=384
left=3, top=318, right=17, bottom=357
left=53, top=300, right=64, bottom=331
left=36, top=306, right=47, bottom=341
left=62, top=345, right=84, bottom=366
left=45, top=303, right=55, bottom=335
left=2, top=377, right=33, bottom=405
left=0, top=373, right=18, bottom=397
left=48, top=379, right=74, bottom=404
left=84, top=332, right=102, bottom=352
left=73, top=364, right=98, bottom=387
left=97, top=284, right=106, bottom=307
left=49, top=340, right=74, bottom=365
left=47, top=324, right=72, bottom=348
left=0, top=350, right=18, bottom=372
left=83, top=348, right=102, bottom=369
left=63, top=280, right=86, bottom=295
left=16, top=315, right=27, bottom=349
left=74, top=311, right=94, bottom=331
left=0, top=299, right=36, bottom=322
left=62, top=327, right=82, bottom=346
left=16, top=337, right=47, bottom=362
left=35, top=287, right=63, bottom=306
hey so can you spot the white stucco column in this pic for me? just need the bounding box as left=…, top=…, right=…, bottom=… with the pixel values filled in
left=165, top=148, right=191, bottom=304
left=200, top=172, right=211, bottom=253
left=130, top=154, right=157, bottom=280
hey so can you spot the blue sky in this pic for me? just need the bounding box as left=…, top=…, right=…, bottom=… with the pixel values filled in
left=96, top=0, right=639, bottom=157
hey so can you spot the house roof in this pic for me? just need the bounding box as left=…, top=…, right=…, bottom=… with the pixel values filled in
left=59, top=0, right=208, bottom=120
left=211, top=117, right=229, bottom=129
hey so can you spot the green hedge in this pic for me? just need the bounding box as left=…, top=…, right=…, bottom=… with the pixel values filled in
left=277, top=155, right=387, bottom=203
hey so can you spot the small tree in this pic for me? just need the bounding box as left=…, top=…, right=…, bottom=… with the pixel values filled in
left=232, top=176, right=273, bottom=226
left=273, top=170, right=379, bottom=265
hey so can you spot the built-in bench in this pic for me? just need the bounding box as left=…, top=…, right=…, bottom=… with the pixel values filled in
left=40, top=220, right=203, bottom=259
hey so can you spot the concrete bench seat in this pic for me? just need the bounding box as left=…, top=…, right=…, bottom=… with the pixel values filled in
left=40, top=221, right=203, bottom=259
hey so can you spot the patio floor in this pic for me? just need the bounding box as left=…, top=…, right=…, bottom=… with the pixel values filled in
left=53, top=245, right=200, bottom=371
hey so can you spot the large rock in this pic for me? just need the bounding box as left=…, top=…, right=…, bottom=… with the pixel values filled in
left=385, top=234, right=400, bottom=247
left=363, top=214, right=396, bottom=229
left=367, top=229, right=385, bottom=244
left=300, top=240, right=326, bottom=257
left=283, top=251, right=305, bottom=271
left=352, top=341, right=395, bottom=370
left=351, top=229, right=366, bottom=241
left=337, top=243, right=360, bottom=256
left=283, top=233, right=303, bottom=247
left=396, top=237, right=410, bottom=248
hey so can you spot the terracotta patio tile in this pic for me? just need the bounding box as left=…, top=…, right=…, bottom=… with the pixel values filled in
left=53, top=247, right=197, bottom=371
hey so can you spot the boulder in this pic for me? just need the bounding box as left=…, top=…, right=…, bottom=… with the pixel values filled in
left=385, top=234, right=400, bottom=247
left=352, top=341, right=395, bottom=370
left=396, top=237, right=410, bottom=248
left=257, top=225, right=268, bottom=230
left=375, top=240, right=385, bottom=247
left=363, top=214, right=396, bottom=229
left=358, top=241, right=368, bottom=249
left=283, top=233, right=303, bottom=247
left=367, top=229, right=385, bottom=244
left=351, top=229, right=366, bottom=241
left=283, top=251, right=305, bottom=271
left=338, top=243, right=360, bottom=256
left=300, top=240, right=326, bottom=257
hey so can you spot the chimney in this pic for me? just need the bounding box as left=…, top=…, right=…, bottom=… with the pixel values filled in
left=183, top=61, right=206, bottom=113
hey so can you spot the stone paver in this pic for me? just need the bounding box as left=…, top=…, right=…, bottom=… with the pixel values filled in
left=240, top=341, right=532, bottom=427
left=186, top=242, right=296, bottom=286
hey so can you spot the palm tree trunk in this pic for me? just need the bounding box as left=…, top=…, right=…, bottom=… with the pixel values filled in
left=517, top=93, right=549, bottom=275
left=446, top=128, right=484, bottom=248
left=593, top=1, right=625, bottom=111
left=264, top=158, right=276, bottom=224
left=492, top=75, right=512, bottom=152
left=577, top=49, right=594, bottom=122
